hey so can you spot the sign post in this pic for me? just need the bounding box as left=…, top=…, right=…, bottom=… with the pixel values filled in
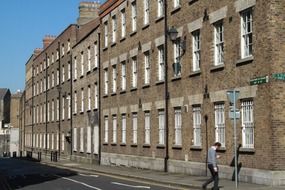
left=227, top=90, right=240, bottom=189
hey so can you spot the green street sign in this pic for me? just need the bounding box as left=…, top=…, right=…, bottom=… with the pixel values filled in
left=250, top=76, right=269, bottom=85
left=272, top=73, right=285, bottom=81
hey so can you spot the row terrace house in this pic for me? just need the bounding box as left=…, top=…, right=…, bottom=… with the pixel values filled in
left=22, top=0, right=285, bottom=186
left=99, top=0, right=285, bottom=186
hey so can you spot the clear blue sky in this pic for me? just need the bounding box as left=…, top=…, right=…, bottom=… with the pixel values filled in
left=0, top=0, right=104, bottom=94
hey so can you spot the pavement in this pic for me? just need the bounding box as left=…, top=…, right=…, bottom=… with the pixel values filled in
left=38, top=158, right=285, bottom=190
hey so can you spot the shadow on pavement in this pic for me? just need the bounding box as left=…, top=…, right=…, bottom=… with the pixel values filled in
left=0, top=157, right=78, bottom=190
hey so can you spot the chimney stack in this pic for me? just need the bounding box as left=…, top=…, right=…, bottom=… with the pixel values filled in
left=34, top=48, right=43, bottom=56
left=43, top=35, right=56, bottom=49
left=77, top=1, right=100, bottom=26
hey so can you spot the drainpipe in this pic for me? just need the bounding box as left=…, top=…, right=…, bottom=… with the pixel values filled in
left=70, top=52, right=73, bottom=158
left=58, top=41, right=61, bottom=159
left=164, top=0, right=169, bottom=173
left=98, top=32, right=102, bottom=165
left=45, top=53, right=48, bottom=155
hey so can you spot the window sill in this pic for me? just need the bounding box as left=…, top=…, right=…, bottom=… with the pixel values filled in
left=236, top=56, right=254, bottom=66
left=210, top=64, right=225, bottom=72
left=131, top=144, right=138, bottom=147
left=103, top=143, right=108, bottom=146
left=171, top=6, right=181, bottom=15
left=120, top=90, right=126, bottom=94
left=239, top=147, right=255, bottom=154
left=130, top=31, right=137, bottom=37
left=111, top=42, right=116, bottom=47
left=156, top=144, right=165, bottom=149
left=188, top=0, right=198, bottom=5
left=103, top=94, right=108, bottom=98
left=73, top=113, right=77, bottom=116
left=156, top=80, right=165, bottom=85
left=130, top=87, right=137, bottom=91
left=142, top=84, right=150, bottom=89
left=111, top=92, right=117, bottom=96
left=143, top=144, right=151, bottom=148
left=216, top=147, right=226, bottom=153
left=120, top=143, right=126, bottom=146
left=80, top=75, right=84, bottom=79
left=190, top=146, right=202, bottom=151
left=111, top=143, right=117, bottom=146
left=171, top=76, right=181, bottom=81
left=87, top=110, right=91, bottom=113
left=86, top=70, right=91, bottom=75
left=73, top=79, right=77, bottom=82
left=93, top=67, right=98, bottom=72
left=189, top=70, right=201, bottom=77
left=120, top=37, right=126, bottom=42
left=172, top=145, right=182, bottom=149
left=80, top=112, right=84, bottom=115
left=93, top=108, right=98, bottom=112
left=142, top=24, right=150, bottom=30
left=155, top=16, right=164, bottom=23
left=103, top=47, right=108, bottom=51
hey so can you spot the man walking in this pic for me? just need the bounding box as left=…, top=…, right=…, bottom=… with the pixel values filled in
left=202, top=142, right=222, bottom=190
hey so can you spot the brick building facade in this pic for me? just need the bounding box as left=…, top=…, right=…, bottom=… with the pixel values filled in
left=22, top=0, right=285, bottom=186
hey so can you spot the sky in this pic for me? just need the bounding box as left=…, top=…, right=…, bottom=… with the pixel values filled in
left=0, top=0, right=104, bottom=94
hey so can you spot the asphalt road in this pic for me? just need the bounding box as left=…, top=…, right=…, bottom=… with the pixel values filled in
left=0, top=158, right=177, bottom=190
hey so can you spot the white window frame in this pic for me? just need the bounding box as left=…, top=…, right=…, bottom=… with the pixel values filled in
left=88, top=86, right=91, bottom=111
left=158, top=45, right=165, bottom=81
left=131, top=1, right=137, bottom=32
left=87, top=47, right=91, bottom=72
left=94, top=42, right=98, bottom=68
left=193, top=106, right=201, bottom=146
left=80, top=127, right=84, bottom=152
left=51, top=100, right=55, bottom=121
left=104, top=69, right=108, bottom=95
left=192, top=30, right=201, bottom=72
left=214, top=103, right=225, bottom=147
left=144, top=0, right=150, bottom=25
left=131, top=57, right=137, bottom=88
left=121, top=114, right=126, bottom=144
left=121, top=9, right=126, bottom=38
left=56, top=98, right=59, bottom=121
left=157, top=0, right=164, bottom=18
left=241, top=100, right=254, bottom=148
left=74, top=57, right=77, bottom=80
left=173, top=0, right=180, bottom=8
left=61, top=133, right=65, bottom=152
left=112, top=115, right=117, bottom=143
left=87, top=126, right=91, bottom=153
left=112, top=66, right=117, bottom=93
left=104, top=116, right=109, bottom=143
left=81, top=52, right=84, bottom=76
left=241, top=9, right=253, bottom=58
left=56, top=69, right=59, bottom=85
left=112, top=15, right=117, bottom=43
left=174, top=108, right=182, bottom=146
left=158, top=110, right=165, bottom=145
left=144, top=111, right=151, bottom=145
left=74, top=91, right=77, bottom=114
left=214, top=21, right=224, bottom=66
left=144, top=52, right=150, bottom=85
left=94, top=83, right=98, bottom=109
left=62, top=97, right=65, bottom=120
left=132, top=113, right=138, bottom=144
left=81, top=88, right=84, bottom=113
left=121, top=62, right=126, bottom=91
left=104, top=22, right=108, bottom=47
left=173, top=38, right=182, bottom=77
left=73, top=128, right=77, bottom=151
left=68, top=94, right=71, bottom=119
left=68, top=62, right=71, bottom=80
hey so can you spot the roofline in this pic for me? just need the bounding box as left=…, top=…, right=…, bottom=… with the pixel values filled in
left=33, top=24, right=78, bottom=61
left=73, top=20, right=100, bottom=49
